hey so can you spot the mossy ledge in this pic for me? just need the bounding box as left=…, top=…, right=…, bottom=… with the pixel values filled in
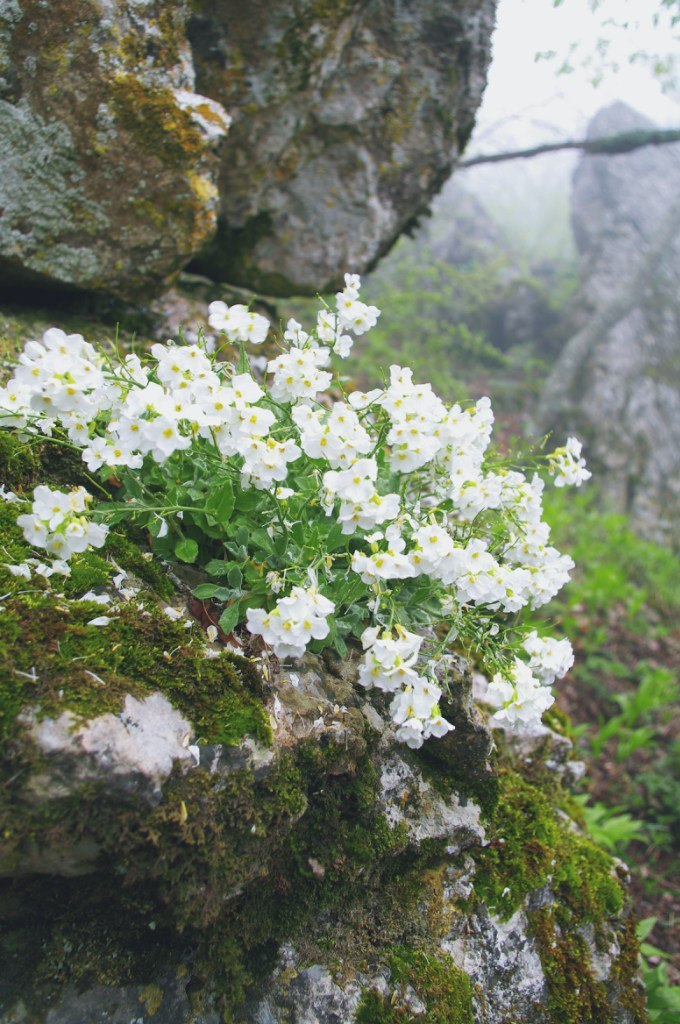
left=0, top=429, right=647, bottom=1023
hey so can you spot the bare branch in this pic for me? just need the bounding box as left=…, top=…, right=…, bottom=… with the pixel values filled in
left=458, top=128, right=680, bottom=169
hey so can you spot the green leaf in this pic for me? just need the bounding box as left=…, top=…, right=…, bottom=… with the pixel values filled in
left=175, top=537, right=199, bottom=563
left=193, top=583, right=233, bottom=601
left=218, top=601, right=241, bottom=635
left=206, top=479, right=235, bottom=523
left=227, top=565, right=243, bottom=590
left=636, top=917, right=658, bottom=942
left=237, top=343, right=249, bottom=374
left=235, top=490, right=265, bottom=513
left=334, top=634, right=348, bottom=658
left=234, top=525, right=250, bottom=547
left=204, top=559, right=235, bottom=577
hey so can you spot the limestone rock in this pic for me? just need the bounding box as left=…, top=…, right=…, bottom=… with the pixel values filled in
left=0, top=452, right=646, bottom=1024
left=1, top=0, right=497, bottom=300
left=183, top=0, right=497, bottom=295
left=537, top=102, right=680, bottom=544
left=0, top=0, right=230, bottom=300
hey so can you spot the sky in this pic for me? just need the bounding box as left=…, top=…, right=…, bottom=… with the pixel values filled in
left=473, top=0, right=680, bottom=150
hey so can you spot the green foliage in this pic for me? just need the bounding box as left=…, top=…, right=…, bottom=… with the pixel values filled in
left=356, top=241, right=509, bottom=401
left=637, top=918, right=680, bottom=1024
left=541, top=488, right=680, bottom=624
left=573, top=796, right=646, bottom=854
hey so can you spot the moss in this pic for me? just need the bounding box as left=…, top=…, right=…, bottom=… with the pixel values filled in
left=356, top=989, right=398, bottom=1024
left=473, top=769, right=624, bottom=925
left=109, top=74, right=206, bottom=166
left=104, top=531, right=175, bottom=599
left=390, top=947, right=474, bottom=1024
left=473, top=769, right=561, bottom=918
left=355, top=948, right=474, bottom=1024
left=610, top=915, right=649, bottom=1023
left=531, top=907, right=613, bottom=1024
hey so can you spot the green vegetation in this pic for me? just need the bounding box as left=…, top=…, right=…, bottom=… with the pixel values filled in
left=356, top=948, right=474, bottom=1024
left=532, top=487, right=680, bottom=1016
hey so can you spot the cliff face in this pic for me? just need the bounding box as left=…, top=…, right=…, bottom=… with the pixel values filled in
left=0, top=0, right=496, bottom=301
left=537, top=103, right=680, bottom=545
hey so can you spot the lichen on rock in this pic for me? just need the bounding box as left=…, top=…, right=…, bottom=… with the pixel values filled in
left=0, top=0, right=230, bottom=301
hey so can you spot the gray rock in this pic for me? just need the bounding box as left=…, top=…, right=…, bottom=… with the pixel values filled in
left=187, top=0, right=497, bottom=295
left=0, top=0, right=229, bottom=300
left=1, top=0, right=496, bottom=300
left=443, top=906, right=549, bottom=1023
left=537, top=102, right=680, bottom=544
left=24, top=693, right=195, bottom=802
left=377, top=751, right=485, bottom=851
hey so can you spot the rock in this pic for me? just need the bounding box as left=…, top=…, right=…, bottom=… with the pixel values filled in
left=537, top=102, right=680, bottom=544
left=168, top=0, right=496, bottom=296
left=0, top=0, right=230, bottom=301
left=443, top=905, right=549, bottom=1021
left=377, top=751, right=485, bottom=851
left=24, top=693, right=195, bottom=803
left=0, top=438, right=646, bottom=1023
left=1, top=0, right=496, bottom=300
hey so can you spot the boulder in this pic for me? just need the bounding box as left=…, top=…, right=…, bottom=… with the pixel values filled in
left=0, top=0, right=230, bottom=300
left=188, top=0, right=497, bottom=296
left=0, top=426, right=646, bottom=1023
left=537, top=102, right=680, bottom=545
left=0, top=0, right=496, bottom=300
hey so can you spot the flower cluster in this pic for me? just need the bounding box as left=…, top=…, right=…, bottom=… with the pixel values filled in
left=548, top=436, right=592, bottom=488
left=16, top=485, right=108, bottom=560
left=246, top=579, right=334, bottom=659
left=0, top=273, right=589, bottom=748
left=359, top=626, right=454, bottom=747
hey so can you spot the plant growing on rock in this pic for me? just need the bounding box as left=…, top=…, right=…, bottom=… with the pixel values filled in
left=0, top=276, right=590, bottom=748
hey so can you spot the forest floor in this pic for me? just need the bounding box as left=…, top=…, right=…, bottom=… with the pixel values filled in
left=557, top=602, right=680, bottom=983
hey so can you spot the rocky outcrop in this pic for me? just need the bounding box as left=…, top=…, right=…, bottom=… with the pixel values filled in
left=0, top=0, right=496, bottom=300
left=537, top=103, right=680, bottom=545
left=189, top=0, right=496, bottom=296
left=0, top=0, right=230, bottom=300
left=0, top=432, right=647, bottom=1024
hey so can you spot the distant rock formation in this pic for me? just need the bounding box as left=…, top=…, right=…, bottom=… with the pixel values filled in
left=0, top=0, right=496, bottom=301
left=537, top=102, right=680, bottom=545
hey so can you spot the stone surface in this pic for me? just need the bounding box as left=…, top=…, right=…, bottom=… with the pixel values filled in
left=537, top=102, right=680, bottom=545
left=0, top=0, right=229, bottom=300
left=182, top=0, right=497, bottom=295
left=0, top=481, right=645, bottom=1024
left=377, top=751, right=485, bottom=851
left=1, top=0, right=495, bottom=300
left=443, top=905, right=549, bottom=1022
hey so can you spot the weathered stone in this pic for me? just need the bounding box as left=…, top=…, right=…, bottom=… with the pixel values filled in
left=377, top=751, right=485, bottom=851
left=443, top=905, right=549, bottom=1022
left=0, top=441, right=646, bottom=1024
left=537, top=102, right=680, bottom=545
left=188, top=0, right=497, bottom=295
left=0, top=0, right=230, bottom=300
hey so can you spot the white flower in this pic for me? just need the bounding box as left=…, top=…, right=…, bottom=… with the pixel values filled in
left=487, top=659, right=555, bottom=729
left=246, top=584, right=335, bottom=659
left=16, top=485, right=108, bottom=561
left=522, top=632, right=574, bottom=686
left=208, top=302, right=270, bottom=344
left=548, top=437, right=591, bottom=488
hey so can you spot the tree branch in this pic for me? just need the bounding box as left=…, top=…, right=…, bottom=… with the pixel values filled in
left=458, top=128, right=680, bottom=168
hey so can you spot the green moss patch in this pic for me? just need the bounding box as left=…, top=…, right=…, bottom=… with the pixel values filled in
left=473, top=769, right=623, bottom=924
left=356, top=947, right=474, bottom=1024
